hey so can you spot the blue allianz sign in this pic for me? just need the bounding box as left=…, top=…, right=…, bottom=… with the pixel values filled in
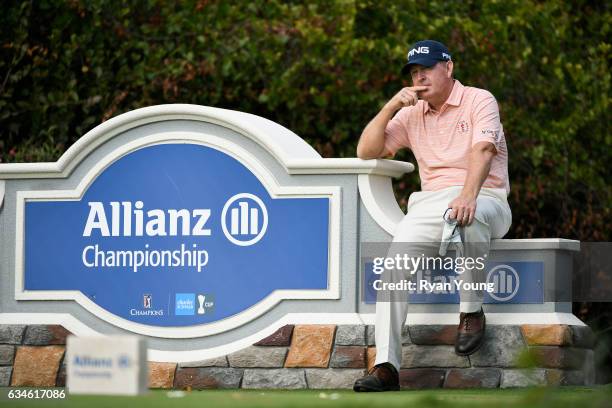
left=23, top=144, right=330, bottom=327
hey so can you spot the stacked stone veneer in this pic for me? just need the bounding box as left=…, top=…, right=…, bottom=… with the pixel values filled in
left=0, top=323, right=595, bottom=389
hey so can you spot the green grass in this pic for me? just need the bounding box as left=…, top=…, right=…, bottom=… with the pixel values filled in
left=1, top=386, right=611, bottom=408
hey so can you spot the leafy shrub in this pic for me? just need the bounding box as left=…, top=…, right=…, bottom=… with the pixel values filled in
left=1, top=0, right=610, bottom=240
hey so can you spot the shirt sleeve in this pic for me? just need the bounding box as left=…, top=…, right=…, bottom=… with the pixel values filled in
left=471, top=91, right=503, bottom=151
left=383, top=108, right=411, bottom=155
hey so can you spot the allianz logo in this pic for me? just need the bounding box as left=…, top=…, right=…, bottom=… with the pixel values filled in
left=73, top=354, right=132, bottom=369
left=487, top=264, right=520, bottom=301
left=82, top=193, right=268, bottom=246
left=83, top=201, right=212, bottom=237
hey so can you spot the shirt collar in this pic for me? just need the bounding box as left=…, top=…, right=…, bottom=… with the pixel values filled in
left=423, top=80, right=465, bottom=114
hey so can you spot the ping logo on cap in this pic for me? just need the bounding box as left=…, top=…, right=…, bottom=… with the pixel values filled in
left=408, top=46, right=430, bottom=58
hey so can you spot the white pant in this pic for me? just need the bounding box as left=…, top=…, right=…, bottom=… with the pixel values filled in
left=374, top=186, right=512, bottom=371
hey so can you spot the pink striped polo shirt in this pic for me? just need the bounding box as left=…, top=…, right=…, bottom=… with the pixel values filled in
left=384, top=80, right=510, bottom=194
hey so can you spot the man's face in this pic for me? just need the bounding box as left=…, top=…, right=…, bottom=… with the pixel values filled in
left=409, top=61, right=454, bottom=102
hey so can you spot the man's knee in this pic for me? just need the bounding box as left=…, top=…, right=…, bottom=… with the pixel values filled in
left=462, top=217, right=491, bottom=243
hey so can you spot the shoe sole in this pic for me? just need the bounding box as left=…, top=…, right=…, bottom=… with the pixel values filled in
left=353, top=384, right=400, bottom=392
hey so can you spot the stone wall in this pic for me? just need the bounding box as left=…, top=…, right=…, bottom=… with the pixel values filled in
left=0, top=323, right=595, bottom=389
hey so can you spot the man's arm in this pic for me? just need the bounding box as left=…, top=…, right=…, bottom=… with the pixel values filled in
left=447, top=141, right=496, bottom=226
left=449, top=91, right=504, bottom=227
left=356, top=86, right=427, bottom=159
left=356, top=105, right=397, bottom=159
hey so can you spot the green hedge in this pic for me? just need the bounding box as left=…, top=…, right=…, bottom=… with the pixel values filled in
left=1, top=0, right=610, bottom=240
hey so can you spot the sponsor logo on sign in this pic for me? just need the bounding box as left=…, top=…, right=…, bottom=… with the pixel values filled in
left=175, top=293, right=196, bottom=315
left=143, top=294, right=151, bottom=309
left=130, top=294, right=163, bottom=316
left=196, top=293, right=215, bottom=315
left=73, top=355, right=113, bottom=368
left=487, top=265, right=520, bottom=301
left=72, top=354, right=132, bottom=369
left=221, top=193, right=268, bottom=246
left=117, top=354, right=132, bottom=369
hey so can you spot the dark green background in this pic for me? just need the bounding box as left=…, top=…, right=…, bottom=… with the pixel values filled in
left=1, top=0, right=611, bottom=383
left=1, top=0, right=609, bottom=241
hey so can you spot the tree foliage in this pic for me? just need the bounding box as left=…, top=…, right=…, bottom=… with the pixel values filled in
left=1, top=0, right=610, bottom=240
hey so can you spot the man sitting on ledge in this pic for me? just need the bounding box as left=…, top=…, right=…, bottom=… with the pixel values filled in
left=353, top=40, right=512, bottom=392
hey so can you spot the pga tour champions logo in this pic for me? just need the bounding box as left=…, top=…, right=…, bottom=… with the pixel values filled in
left=222, top=193, right=268, bottom=246
left=143, top=294, right=152, bottom=309
left=487, top=264, right=520, bottom=302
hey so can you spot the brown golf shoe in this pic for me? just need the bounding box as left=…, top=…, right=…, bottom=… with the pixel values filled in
left=353, top=362, right=400, bottom=392
left=455, top=307, right=486, bottom=356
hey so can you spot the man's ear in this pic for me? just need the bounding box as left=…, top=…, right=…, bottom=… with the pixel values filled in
left=446, top=60, right=454, bottom=78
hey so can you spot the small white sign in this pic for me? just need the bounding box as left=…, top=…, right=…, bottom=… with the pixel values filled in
left=66, top=335, right=148, bottom=395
